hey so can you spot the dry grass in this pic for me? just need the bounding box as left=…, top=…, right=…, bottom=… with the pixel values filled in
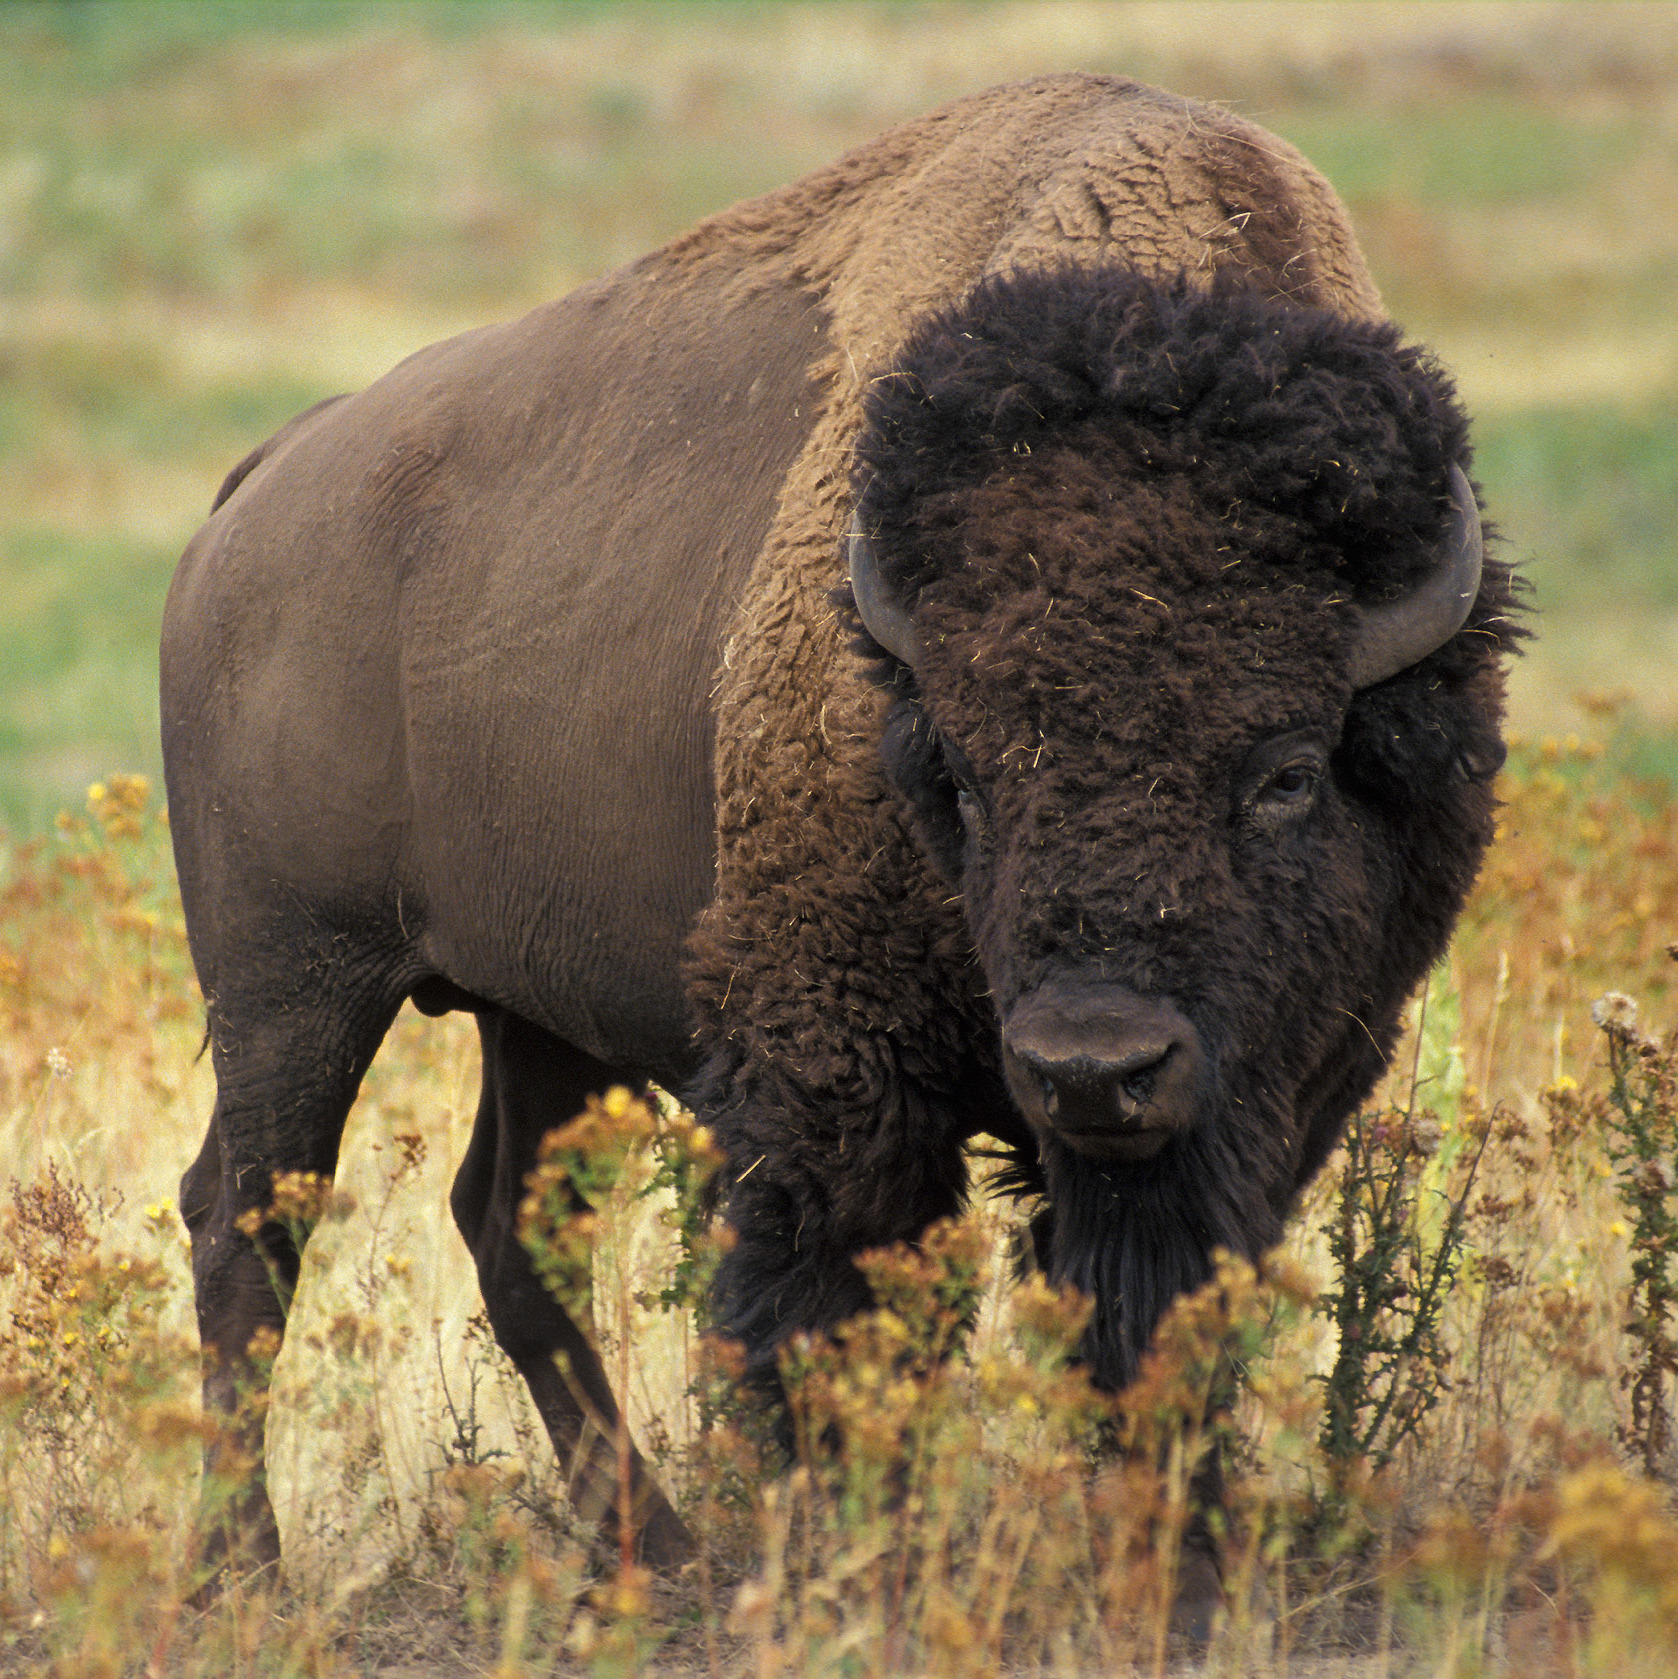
left=6, top=751, right=1678, bottom=1674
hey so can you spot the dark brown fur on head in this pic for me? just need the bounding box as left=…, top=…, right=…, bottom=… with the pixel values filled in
left=853, top=265, right=1520, bottom=1387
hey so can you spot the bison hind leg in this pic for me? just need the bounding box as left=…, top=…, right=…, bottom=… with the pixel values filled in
left=179, top=970, right=404, bottom=1590
left=450, top=1007, right=690, bottom=1570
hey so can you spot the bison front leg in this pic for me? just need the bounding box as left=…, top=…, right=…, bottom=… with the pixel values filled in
left=697, top=1043, right=972, bottom=1422
left=451, top=1008, right=690, bottom=1569
left=685, top=808, right=982, bottom=1424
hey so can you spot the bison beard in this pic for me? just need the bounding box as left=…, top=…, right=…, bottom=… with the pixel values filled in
left=701, top=263, right=1517, bottom=1408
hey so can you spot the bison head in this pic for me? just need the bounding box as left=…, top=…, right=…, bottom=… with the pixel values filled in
left=850, top=266, right=1519, bottom=1388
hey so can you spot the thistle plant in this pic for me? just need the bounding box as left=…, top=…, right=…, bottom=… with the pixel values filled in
left=1591, top=990, right=1678, bottom=1480
left=1314, top=967, right=1491, bottom=1525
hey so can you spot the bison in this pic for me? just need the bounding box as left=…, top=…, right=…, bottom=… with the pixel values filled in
left=161, top=72, right=1518, bottom=1577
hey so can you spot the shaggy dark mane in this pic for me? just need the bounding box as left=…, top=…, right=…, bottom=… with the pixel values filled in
left=855, top=264, right=1474, bottom=607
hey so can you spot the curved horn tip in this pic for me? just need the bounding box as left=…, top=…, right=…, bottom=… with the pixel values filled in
left=848, top=514, right=921, bottom=667
left=1347, top=463, right=1484, bottom=690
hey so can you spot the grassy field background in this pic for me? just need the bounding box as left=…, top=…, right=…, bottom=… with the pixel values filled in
left=5, top=4, right=1678, bottom=1674
left=3, top=0, right=1678, bottom=827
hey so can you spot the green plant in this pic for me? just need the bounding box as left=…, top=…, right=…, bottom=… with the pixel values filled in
left=1592, top=990, right=1678, bottom=1479
left=1314, top=970, right=1492, bottom=1528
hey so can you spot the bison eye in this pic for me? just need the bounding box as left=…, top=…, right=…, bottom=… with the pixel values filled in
left=1242, top=732, right=1330, bottom=831
left=1251, top=760, right=1320, bottom=826
left=1265, top=763, right=1316, bottom=802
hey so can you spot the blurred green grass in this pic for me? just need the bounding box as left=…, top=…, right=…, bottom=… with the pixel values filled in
left=3, top=0, right=1676, bottom=828
left=1479, top=404, right=1678, bottom=611
left=1282, top=98, right=1642, bottom=206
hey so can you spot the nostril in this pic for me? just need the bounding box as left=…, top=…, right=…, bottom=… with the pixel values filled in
left=1118, top=1045, right=1171, bottom=1108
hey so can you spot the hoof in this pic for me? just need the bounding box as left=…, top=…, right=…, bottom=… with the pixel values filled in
left=188, top=1501, right=282, bottom=1608
left=634, top=1498, right=695, bottom=1573
left=1168, top=1543, right=1225, bottom=1646
left=187, top=1549, right=281, bottom=1612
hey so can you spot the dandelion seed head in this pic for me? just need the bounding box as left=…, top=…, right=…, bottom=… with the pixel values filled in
left=1592, top=991, right=1639, bottom=1032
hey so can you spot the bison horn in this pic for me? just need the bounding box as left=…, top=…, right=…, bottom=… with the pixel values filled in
left=1349, top=464, right=1483, bottom=690
left=848, top=515, right=921, bottom=667
left=851, top=466, right=1481, bottom=685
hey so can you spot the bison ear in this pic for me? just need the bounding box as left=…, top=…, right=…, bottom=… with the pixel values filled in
left=848, top=516, right=921, bottom=667
left=1349, top=464, right=1483, bottom=690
